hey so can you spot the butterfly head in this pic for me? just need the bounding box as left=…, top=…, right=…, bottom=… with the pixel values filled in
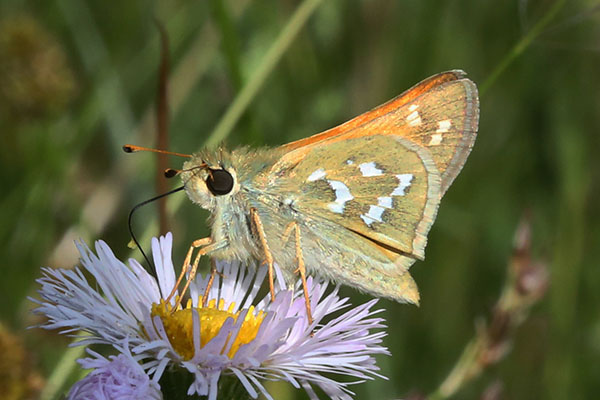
left=180, top=150, right=240, bottom=211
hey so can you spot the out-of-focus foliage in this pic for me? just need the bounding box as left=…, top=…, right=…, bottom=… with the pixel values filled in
left=1, top=0, right=599, bottom=399
left=0, top=323, right=44, bottom=400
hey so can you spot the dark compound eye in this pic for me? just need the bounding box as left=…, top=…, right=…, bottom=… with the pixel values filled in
left=206, top=169, right=234, bottom=195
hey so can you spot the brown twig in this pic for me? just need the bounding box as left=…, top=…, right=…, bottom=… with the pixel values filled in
left=425, top=215, right=548, bottom=400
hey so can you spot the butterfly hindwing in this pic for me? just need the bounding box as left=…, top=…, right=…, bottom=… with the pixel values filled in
left=271, top=134, right=442, bottom=260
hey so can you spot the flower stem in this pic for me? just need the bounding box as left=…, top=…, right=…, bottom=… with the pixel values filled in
left=427, top=333, right=486, bottom=400
left=159, top=369, right=254, bottom=399
left=218, top=374, right=255, bottom=400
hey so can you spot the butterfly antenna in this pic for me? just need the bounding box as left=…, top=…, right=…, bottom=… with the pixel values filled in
left=164, top=168, right=180, bottom=178
left=164, top=161, right=211, bottom=179
left=123, top=144, right=192, bottom=158
left=128, top=186, right=186, bottom=274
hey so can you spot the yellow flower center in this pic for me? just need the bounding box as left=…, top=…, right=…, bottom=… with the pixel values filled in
left=151, top=298, right=265, bottom=360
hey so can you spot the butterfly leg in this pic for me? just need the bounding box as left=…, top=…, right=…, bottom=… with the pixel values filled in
left=166, top=237, right=212, bottom=304
left=281, top=222, right=295, bottom=245
left=173, top=240, right=226, bottom=310
left=201, top=259, right=222, bottom=307
left=250, top=208, right=276, bottom=301
left=292, top=222, right=314, bottom=326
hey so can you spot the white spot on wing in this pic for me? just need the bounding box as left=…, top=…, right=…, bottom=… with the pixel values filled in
left=392, top=174, right=413, bottom=196
left=378, top=196, right=393, bottom=208
left=360, top=215, right=373, bottom=225
left=406, top=110, right=422, bottom=126
left=307, top=168, right=326, bottom=182
left=408, top=104, right=419, bottom=112
left=329, top=203, right=344, bottom=214
left=358, top=162, right=383, bottom=177
left=428, top=133, right=443, bottom=146
left=361, top=198, right=394, bottom=227
left=346, top=159, right=354, bottom=165
left=437, top=119, right=452, bottom=133
left=327, top=180, right=353, bottom=214
left=361, top=205, right=386, bottom=226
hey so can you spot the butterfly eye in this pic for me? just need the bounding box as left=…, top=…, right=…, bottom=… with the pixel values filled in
left=206, top=169, right=234, bottom=196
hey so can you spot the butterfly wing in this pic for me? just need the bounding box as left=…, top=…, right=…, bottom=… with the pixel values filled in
left=248, top=72, right=478, bottom=302
left=265, top=71, right=479, bottom=262
left=269, top=134, right=442, bottom=262
left=281, top=70, right=479, bottom=194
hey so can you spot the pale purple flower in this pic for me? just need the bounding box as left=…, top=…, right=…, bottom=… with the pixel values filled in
left=33, top=233, right=389, bottom=400
left=67, top=347, right=162, bottom=400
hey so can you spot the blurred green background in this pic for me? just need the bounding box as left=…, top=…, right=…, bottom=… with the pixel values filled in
left=1, top=0, right=599, bottom=399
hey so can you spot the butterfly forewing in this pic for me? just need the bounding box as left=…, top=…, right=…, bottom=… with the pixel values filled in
left=375, top=77, right=478, bottom=193
left=271, top=135, right=442, bottom=260
left=281, top=70, right=478, bottom=194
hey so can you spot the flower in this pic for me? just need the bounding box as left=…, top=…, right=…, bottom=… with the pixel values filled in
left=67, top=347, right=162, bottom=400
left=33, top=233, right=389, bottom=400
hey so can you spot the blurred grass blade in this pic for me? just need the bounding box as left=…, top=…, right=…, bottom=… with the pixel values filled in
left=205, top=0, right=325, bottom=148
left=208, top=0, right=243, bottom=91
left=39, top=340, right=86, bottom=400
left=480, top=0, right=566, bottom=95
left=57, top=0, right=136, bottom=144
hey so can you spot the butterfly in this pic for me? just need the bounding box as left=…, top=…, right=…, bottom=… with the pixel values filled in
left=125, top=70, right=479, bottom=324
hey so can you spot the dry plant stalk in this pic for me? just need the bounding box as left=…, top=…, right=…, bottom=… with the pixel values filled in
left=424, top=215, right=548, bottom=400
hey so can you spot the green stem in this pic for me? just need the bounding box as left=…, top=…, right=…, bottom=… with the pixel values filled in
left=480, top=0, right=566, bottom=95
left=427, top=338, right=484, bottom=400
left=159, top=370, right=252, bottom=400
left=205, top=0, right=325, bottom=148
left=39, top=340, right=86, bottom=400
